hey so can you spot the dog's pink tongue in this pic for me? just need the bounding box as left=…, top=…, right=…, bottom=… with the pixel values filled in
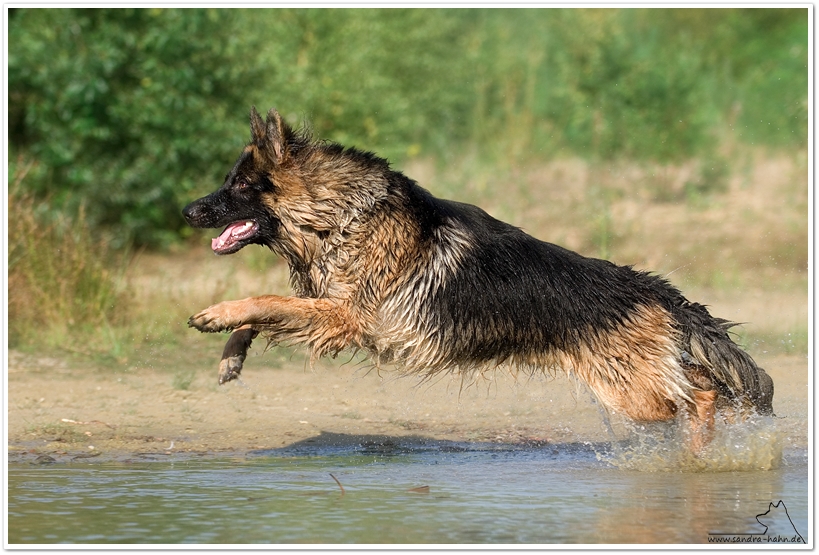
left=212, top=222, right=250, bottom=252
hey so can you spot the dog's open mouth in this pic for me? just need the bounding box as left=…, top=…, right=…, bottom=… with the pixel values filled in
left=212, top=220, right=259, bottom=255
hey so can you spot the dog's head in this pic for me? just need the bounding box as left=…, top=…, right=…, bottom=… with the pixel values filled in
left=184, top=106, right=393, bottom=262
left=182, top=106, right=303, bottom=255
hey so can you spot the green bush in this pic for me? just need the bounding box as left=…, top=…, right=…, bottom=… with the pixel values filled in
left=8, top=8, right=267, bottom=247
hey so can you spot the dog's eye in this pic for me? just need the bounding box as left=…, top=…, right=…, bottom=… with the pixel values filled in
left=235, top=180, right=249, bottom=190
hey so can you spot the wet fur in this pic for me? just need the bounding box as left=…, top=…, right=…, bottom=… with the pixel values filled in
left=183, top=107, right=774, bottom=449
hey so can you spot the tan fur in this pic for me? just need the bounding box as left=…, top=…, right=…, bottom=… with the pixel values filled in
left=543, top=304, right=689, bottom=422
left=191, top=295, right=362, bottom=361
left=688, top=389, right=717, bottom=454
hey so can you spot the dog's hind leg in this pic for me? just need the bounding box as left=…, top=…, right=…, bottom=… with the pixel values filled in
left=680, top=364, right=717, bottom=453
left=218, top=326, right=259, bottom=385
left=687, top=388, right=717, bottom=454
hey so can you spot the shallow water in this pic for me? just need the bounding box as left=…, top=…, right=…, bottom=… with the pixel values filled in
left=7, top=436, right=809, bottom=545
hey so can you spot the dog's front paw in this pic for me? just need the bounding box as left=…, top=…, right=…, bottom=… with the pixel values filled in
left=188, top=303, right=240, bottom=333
left=217, top=327, right=258, bottom=384
left=218, top=355, right=244, bottom=384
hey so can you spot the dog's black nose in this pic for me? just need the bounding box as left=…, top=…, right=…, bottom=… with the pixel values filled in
left=182, top=201, right=200, bottom=224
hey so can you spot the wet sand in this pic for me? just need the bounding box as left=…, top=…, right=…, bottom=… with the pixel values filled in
left=7, top=349, right=808, bottom=464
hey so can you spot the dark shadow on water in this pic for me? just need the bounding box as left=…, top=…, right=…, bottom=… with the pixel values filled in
left=247, top=422, right=791, bottom=473
left=248, top=430, right=614, bottom=466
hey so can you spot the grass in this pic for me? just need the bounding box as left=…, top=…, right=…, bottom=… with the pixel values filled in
left=8, top=159, right=131, bottom=356
left=7, top=146, right=808, bottom=370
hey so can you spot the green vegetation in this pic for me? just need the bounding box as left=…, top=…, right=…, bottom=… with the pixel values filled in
left=9, top=8, right=807, bottom=247
left=6, top=8, right=808, bottom=359
left=8, top=157, right=130, bottom=354
left=9, top=8, right=265, bottom=248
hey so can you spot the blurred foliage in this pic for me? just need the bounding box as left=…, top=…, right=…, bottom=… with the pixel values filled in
left=8, top=156, right=130, bottom=353
left=8, top=7, right=808, bottom=248
left=8, top=8, right=266, bottom=247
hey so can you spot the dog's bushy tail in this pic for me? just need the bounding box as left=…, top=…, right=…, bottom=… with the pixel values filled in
left=674, top=300, right=774, bottom=415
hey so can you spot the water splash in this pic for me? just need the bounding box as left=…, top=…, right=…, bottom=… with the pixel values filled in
left=599, top=414, right=782, bottom=472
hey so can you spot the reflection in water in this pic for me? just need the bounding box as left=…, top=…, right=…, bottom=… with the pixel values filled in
left=7, top=430, right=808, bottom=545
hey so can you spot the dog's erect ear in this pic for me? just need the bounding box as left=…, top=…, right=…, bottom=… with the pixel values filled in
left=264, top=108, right=286, bottom=163
left=249, top=106, right=287, bottom=164
left=250, top=106, right=266, bottom=145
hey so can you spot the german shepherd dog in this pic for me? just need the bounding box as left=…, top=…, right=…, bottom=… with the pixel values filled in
left=183, top=107, right=774, bottom=451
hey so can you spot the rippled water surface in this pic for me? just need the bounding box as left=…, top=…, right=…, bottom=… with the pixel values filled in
left=7, top=437, right=809, bottom=545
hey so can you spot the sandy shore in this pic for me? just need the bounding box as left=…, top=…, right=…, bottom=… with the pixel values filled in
left=7, top=348, right=808, bottom=464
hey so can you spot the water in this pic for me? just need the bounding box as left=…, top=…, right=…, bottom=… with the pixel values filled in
left=7, top=438, right=809, bottom=545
